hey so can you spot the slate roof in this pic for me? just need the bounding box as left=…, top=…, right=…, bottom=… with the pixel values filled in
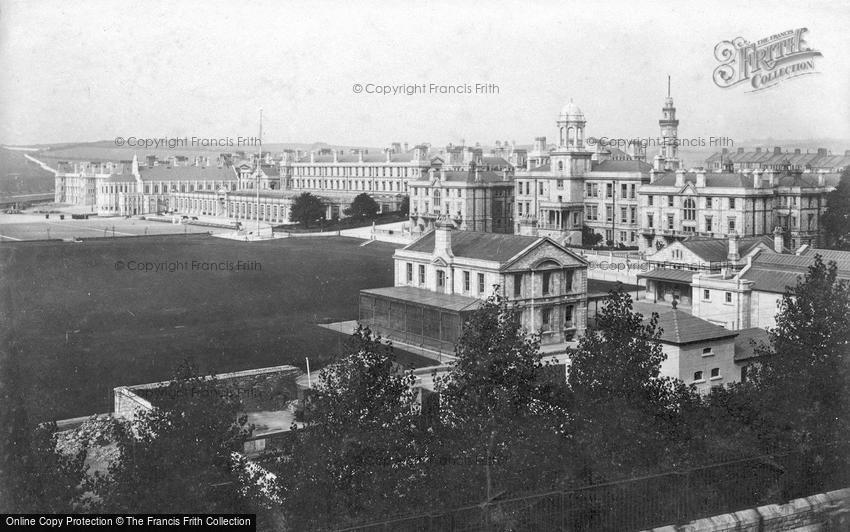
left=796, top=248, right=850, bottom=274
left=654, top=309, right=738, bottom=345
left=645, top=172, right=757, bottom=188
left=411, top=170, right=510, bottom=184
left=590, top=159, right=653, bottom=173
left=706, top=150, right=850, bottom=171
left=743, top=267, right=805, bottom=294
left=733, top=327, right=770, bottom=362
left=637, top=268, right=697, bottom=283
left=404, top=230, right=541, bottom=263
left=361, top=286, right=481, bottom=313
left=139, top=165, right=237, bottom=182
left=679, top=235, right=774, bottom=263
left=297, top=152, right=416, bottom=164
left=743, top=249, right=850, bottom=293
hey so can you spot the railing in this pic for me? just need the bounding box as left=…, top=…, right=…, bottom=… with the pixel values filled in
left=339, top=442, right=850, bottom=532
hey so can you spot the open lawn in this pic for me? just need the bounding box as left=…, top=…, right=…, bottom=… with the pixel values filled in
left=0, top=235, right=432, bottom=421
left=0, top=216, right=214, bottom=241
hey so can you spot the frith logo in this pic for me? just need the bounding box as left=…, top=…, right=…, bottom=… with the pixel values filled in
left=712, top=28, right=823, bottom=92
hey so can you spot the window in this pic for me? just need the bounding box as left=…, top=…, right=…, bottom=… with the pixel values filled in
left=541, top=308, right=552, bottom=332
left=463, top=271, right=470, bottom=292
left=705, top=216, right=713, bottom=232
left=693, top=371, right=704, bottom=382
left=542, top=271, right=552, bottom=295
left=667, top=214, right=674, bottom=230
left=621, top=207, right=628, bottom=223
left=565, top=304, right=574, bottom=328
left=702, top=347, right=713, bottom=356
left=630, top=207, right=636, bottom=224
left=648, top=195, right=654, bottom=206
left=418, top=265, right=425, bottom=285
left=585, top=183, right=592, bottom=197
left=514, top=273, right=522, bottom=298
left=705, top=196, right=712, bottom=208
left=630, top=184, right=636, bottom=199
left=683, top=198, right=696, bottom=221
left=647, top=214, right=654, bottom=228
left=621, top=184, right=627, bottom=198
left=728, top=219, right=736, bottom=232
left=725, top=292, right=732, bottom=303
left=564, top=269, right=573, bottom=291
left=406, top=263, right=413, bottom=283
left=668, top=195, right=674, bottom=207
left=437, top=270, right=446, bottom=289
left=606, top=206, right=613, bottom=222
left=703, top=289, right=711, bottom=301
left=557, top=179, right=563, bottom=189
left=606, top=183, right=613, bottom=198
left=710, top=368, right=720, bottom=379
left=478, top=273, right=485, bottom=294
left=729, top=197, right=736, bottom=209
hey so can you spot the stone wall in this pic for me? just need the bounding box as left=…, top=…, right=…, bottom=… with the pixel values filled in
left=646, top=487, right=850, bottom=531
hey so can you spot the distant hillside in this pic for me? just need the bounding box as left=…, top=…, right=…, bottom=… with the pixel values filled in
left=0, top=147, right=54, bottom=199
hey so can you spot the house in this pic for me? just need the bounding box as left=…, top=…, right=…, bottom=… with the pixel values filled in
left=654, top=303, right=740, bottom=393
left=359, top=217, right=589, bottom=353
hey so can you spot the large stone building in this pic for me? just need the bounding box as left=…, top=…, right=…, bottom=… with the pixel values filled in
left=408, top=165, right=515, bottom=234
left=706, top=146, right=850, bottom=173
left=637, top=166, right=837, bottom=252
left=359, top=218, right=589, bottom=352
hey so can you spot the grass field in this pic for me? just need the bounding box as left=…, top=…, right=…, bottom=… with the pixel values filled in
left=0, top=235, right=432, bottom=421
left=0, top=216, right=215, bottom=241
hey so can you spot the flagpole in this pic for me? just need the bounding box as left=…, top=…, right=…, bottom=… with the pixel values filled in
left=256, top=108, right=262, bottom=237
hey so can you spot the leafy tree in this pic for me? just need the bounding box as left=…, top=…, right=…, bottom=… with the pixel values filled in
left=399, top=195, right=410, bottom=216
left=745, top=255, right=850, bottom=449
left=568, top=287, right=693, bottom=479
left=289, top=192, right=325, bottom=228
left=343, top=192, right=380, bottom=220
left=274, top=327, right=422, bottom=529
left=821, top=167, right=850, bottom=250
left=581, top=225, right=602, bottom=248
left=432, top=293, right=570, bottom=504
left=93, top=361, right=253, bottom=513
left=0, top=345, right=89, bottom=512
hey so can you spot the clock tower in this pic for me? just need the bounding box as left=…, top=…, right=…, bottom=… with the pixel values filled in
left=659, top=76, right=681, bottom=171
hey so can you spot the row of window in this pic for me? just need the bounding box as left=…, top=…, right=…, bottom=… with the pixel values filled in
left=693, top=367, right=721, bottom=382
left=293, top=178, right=405, bottom=193
left=647, top=213, right=737, bottom=233
left=702, top=289, right=734, bottom=304
left=292, top=165, right=420, bottom=178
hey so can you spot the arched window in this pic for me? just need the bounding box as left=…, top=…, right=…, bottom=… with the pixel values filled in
left=684, top=198, right=696, bottom=221
left=558, top=161, right=564, bottom=171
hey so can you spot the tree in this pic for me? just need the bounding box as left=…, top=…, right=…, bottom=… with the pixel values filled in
left=821, top=167, right=850, bottom=250
left=581, top=225, right=602, bottom=248
left=433, top=293, right=570, bottom=505
left=568, top=287, right=693, bottom=479
left=0, top=343, right=89, bottom=512
left=344, top=193, right=380, bottom=220
left=93, top=361, right=254, bottom=513
left=745, top=255, right=850, bottom=449
left=273, top=327, right=422, bottom=530
left=399, top=195, right=410, bottom=216
left=289, top=192, right=325, bottom=228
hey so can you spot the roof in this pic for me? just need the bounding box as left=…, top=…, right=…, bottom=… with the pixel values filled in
left=637, top=268, right=697, bottom=283
left=679, top=235, right=773, bottom=263
left=411, top=169, right=510, bottom=185
left=646, top=172, right=757, bottom=189
left=296, top=152, right=416, bottom=164
left=796, top=248, right=850, bottom=273
left=734, top=327, right=770, bottom=361
left=360, top=286, right=481, bottom=313
left=260, top=164, right=280, bottom=177
left=743, top=249, right=850, bottom=293
left=403, top=230, right=542, bottom=263
left=590, top=159, right=653, bottom=173
left=654, top=309, right=738, bottom=345
left=139, top=165, right=237, bottom=182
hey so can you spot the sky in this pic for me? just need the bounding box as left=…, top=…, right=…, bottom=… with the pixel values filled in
left=0, top=0, right=848, bottom=148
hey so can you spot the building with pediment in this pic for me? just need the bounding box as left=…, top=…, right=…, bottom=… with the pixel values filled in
left=359, top=218, right=588, bottom=353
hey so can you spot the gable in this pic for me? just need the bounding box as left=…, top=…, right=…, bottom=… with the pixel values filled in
left=501, top=238, right=587, bottom=271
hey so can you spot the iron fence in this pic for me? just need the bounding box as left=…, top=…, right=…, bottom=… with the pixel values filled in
left=338, top=441, right=850, bottom=532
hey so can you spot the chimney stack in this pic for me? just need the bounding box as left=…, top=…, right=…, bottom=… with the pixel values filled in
left=696, top=168, right=706, bottom=187
left=773, top=226, right=784, bottom=253
left=727, top=231, right=740, bottom=262
left=434, top=215, right=454, bottom=258
left=817, top=169, right=827, bottom=187
left=675, top=168, right=686, bottom=187
left=653, top=154, right=665, bottom=172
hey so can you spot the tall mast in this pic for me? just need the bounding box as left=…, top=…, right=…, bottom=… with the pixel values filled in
left=256, top=108, right=262, bottom=236
left=667, top=74, right=671, bottom=97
